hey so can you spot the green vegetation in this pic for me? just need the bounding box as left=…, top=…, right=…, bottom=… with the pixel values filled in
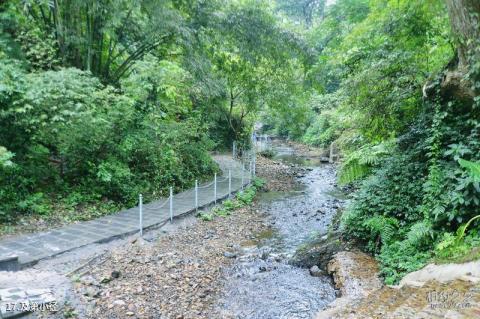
left=198, top=177, right=265, bottom=221
left=265, top=0, right=480, bottom=284
left=0, top=0, right=300, bottom=227
left=1, top=0, right=479, bottom=286
left=259, top=149, right=276, bottom=159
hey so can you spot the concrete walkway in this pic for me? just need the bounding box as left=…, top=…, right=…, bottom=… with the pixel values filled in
left=0, top=156, right=252, bottom=268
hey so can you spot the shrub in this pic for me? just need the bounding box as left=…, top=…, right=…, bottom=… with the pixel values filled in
left=302, top=109, right=342, bottom=148
left=236, top=187, right=256, bottom=205
left=199, top=212, right=214, bottom=221
left=377, top=240, right=432, bottom=285
left=342, top=149, right=427, bottom=251
left=259, top=149, right=276, bottom=158
left=0, top=65, right=218, bottom=222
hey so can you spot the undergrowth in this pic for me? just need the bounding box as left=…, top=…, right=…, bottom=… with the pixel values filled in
left=198, top=177, right=265, bottom=222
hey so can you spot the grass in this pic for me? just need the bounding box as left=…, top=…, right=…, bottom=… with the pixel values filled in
left=197, top=177, right=266, bottom=222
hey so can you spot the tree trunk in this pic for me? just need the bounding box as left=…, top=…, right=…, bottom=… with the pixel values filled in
left=445, top=0, right=480, bottom=71
left=431, top=0, right=480, bottom=102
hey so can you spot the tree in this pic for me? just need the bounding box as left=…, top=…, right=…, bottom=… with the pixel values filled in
left=20, top=0, right=182, bottom=83
left=208, top=0, right=305, bottom=140
left=440, top=0, right=480, bottom=101
left=276, top=0, right=326, bottom=27
left=445, top=0, right=480, bottom=71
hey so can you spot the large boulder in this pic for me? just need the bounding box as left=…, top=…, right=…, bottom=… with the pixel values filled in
left=290, top=232, right=345, bottom=269
left=316, top=251, right=382, bottom=319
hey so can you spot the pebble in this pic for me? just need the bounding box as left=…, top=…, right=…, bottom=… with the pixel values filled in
left=84, top=287, right=101, bottom=298
left=113, top=299, right=126, bottom=306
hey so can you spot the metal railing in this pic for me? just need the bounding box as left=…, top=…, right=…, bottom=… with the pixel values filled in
left=136, top=143, right=255, bottom=237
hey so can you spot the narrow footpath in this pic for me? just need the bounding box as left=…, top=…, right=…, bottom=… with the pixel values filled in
left=0, top=155, right=248, bottom=268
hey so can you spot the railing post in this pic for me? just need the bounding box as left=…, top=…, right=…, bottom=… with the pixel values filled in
left=232, top=141, right=236, bottom=159
left=241, top=163, right=244, bottom=190
left=214, top=173, right=217, bottom=204
left=250, top=160, right=253, bottom=180
left=139, top=194, right=143, bottom=237
left=195, top=179, right=198, bottom=212
left=169, top=186, right=173, bottom=222
left=228, top=170, right=232, bottom=198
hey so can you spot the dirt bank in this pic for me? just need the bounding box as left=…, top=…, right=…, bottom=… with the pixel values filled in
left=254, top=155, right=299, bottom=192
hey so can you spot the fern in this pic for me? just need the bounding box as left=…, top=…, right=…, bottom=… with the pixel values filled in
left=363, top=215, right=399, bottom=245
left=339, top=160, right=370, bottom=184
left=0, top=146, right=14, bottom=167
left=455, top=158, right=480, bottom=243
left=339, top=140, right=394, bottom=184
left=406, top=220, right=433, bottom=245
left=456, top=215, right=480, bottom=244
left=458, top=158, right=480, bottom=181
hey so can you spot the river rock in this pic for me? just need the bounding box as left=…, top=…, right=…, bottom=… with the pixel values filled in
left=84, top=286, right=101, bottom=298
left=315, top=251, right=382, bottom=319
left=113, top=299, right=126, bottom=306
left=290, top=231, right=345, bottom=269
left=258, top=266, right=267, bottom=272
left=326, top=251, right=382, bottom=298
left=223, top=251, right=237, bottom=259
left=317, top=255, right=480, bottom=318
left=309, top=265, right=324, bottom=277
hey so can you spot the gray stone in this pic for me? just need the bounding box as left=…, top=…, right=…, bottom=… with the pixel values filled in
left=0, top=288, right=27, bottom=302
left=309, top=265, right=324, bottom=277
left=290, top=231, right=345, bottom=269
left=0, top=256, right=19, bottom=271
left=113, top=299, right=126, bottom=306
left=84, top=287, right=101, bottom=298
left=223, top=251, right=237, bottom=259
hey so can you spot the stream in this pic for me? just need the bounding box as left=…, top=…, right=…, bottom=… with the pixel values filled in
left=216, top=143, right=346, bottom=319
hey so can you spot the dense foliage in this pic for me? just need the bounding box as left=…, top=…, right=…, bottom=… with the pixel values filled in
left=0, top=0, right=305, bottom=226
left=267, top=0, right=480, bottom=284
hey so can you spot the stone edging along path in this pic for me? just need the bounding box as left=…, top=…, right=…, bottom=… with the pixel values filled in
left=0, top=155, right=251, bottom=269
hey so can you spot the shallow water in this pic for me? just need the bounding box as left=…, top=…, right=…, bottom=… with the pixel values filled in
left=216, top=144, right=345, bottom=319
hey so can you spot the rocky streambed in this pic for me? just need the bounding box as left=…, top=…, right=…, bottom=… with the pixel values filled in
left=214, top=142, right=347, bottom=318
left=67, top=142, right=348, bottom=319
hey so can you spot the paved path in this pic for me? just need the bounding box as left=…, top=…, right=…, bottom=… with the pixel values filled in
left=0, top=156, right=252, bottom=268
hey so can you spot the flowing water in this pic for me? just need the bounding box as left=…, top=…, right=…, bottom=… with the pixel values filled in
left=216, top=143, right=345, bottom=319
